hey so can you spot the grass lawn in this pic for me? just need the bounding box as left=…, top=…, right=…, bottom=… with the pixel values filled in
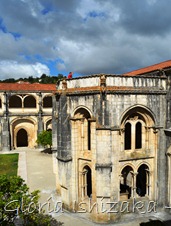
left=0, top=153, right=19, bottom=176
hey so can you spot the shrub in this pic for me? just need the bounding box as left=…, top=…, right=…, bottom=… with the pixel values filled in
left=0, top=175, right=63, bottom=226
left=36, top=130, right=52, bottom=149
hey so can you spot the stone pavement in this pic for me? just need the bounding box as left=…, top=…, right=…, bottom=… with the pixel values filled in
left=15, top=148, right=171, bottom=226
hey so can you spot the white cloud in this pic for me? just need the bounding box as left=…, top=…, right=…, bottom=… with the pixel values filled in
left=0, top=0, right=171, bottom=77
left=0, top=61, right=50, bottom=80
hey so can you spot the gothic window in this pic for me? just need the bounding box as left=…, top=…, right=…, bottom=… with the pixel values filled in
left=43, top=96, right=52, bottom=108
left=24, top=95, right=36, bottom=108
left=124, top=122, right=131, bottom=150
left=124, top=116, right=144, bottom=151
left=135, top=122, right=142, bottom=149
left=9, top=95, right=22, bottom=108
left=82, top=166, right=92, bottom=198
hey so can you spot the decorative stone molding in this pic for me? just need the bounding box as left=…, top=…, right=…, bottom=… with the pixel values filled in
left=100, top=74, right=106, bottom=87
left=95, top=163, right=112, bottom=171
left=62, top=79, right=67, bottom=90
left=57, top=155, right=72, bottom=162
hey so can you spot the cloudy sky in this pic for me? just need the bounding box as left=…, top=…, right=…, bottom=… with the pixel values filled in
left=0, top=0, right=171, bottom=79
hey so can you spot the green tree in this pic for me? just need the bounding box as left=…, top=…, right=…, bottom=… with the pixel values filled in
left=0, top=175, right=63, bottom=225
left=36, top=130, right=52, bottom=149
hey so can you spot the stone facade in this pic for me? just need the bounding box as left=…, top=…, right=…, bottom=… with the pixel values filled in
left=54, top=69, right=171, bottom=222
left=0, top=83, right=55, bottom=151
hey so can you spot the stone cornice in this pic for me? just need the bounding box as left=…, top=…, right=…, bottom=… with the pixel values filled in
left=56, top=87, right=167, bottom=96
left=95, top=163, right=112, bottom=171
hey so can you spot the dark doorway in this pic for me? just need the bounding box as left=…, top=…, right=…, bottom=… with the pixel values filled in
left=84, top=166, right=92, bottom=198
left=136, top=164, right=149, bottom=197
left=17, top=129, right=28, bottom=147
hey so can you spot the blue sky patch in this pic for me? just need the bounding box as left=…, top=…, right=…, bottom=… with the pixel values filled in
left=41, top=2, right=53, bottom=15
left=0, top=17, right=21, bottom=40
left=88, top=11, right=106, bottom=18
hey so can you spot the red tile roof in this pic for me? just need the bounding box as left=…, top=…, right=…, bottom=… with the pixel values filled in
left=0, top=83, right=56, bottom=92
left=124, top=60, right=171, bottom=76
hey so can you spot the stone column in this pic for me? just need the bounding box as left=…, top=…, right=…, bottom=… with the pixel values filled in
left=2, top=92, right=10, bottom=151
left=37, top=92, right=43, bottom=135
left=52, top=95, right=57, bottom=150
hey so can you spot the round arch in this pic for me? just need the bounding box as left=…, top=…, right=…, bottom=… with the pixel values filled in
left=120, top=165, right=134, bottom=199
left=16, top=128, right=28, bottom=147
left=120, top=163, right=135, bottom=173
left=82, top=165, right=92, bottom=198
left=43, top=95, right=52, bottom=108
left=11, top=118, right=37, bottom=149
left=120, top=105, right=156, bottom=127
left=9, top=95, right=22, bottom=108
left=45, top=118, right=52, bottom=131
left=23, top=95, right=36, bottom=108
left=136, top=161, right=151, bottom=171
left=136, top=164, right=150, bottom=197
left=72, top=106, right=92, bottom=118
left=73, top=107, right=92, bottom=151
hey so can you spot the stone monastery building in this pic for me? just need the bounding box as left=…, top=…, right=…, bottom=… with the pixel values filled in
left=0, top=82, right=56, bottom=150
left=55, top=60, right=171, bottom=222
left=2, top=60, right=171, bottom=222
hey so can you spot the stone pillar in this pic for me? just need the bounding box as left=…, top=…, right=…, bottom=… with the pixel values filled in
left=2, top=92, right=10, bottom=151
left=52, top=95, right=57, bottom=150
left=57, top=93, right=71, bottom=159
left=37, top=92, right=43, bottom=135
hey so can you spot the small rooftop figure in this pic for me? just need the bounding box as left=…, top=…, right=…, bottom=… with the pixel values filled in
left=67, top=72, right=73, bottom=79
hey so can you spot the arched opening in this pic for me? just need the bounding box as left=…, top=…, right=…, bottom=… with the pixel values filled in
left=46, top=119, right=52, bottom=131
left=135, top=122, right=142, bottom=149
left=43, top=96, right=52, bottom=108
left=121, top=106, right=156, bottom=152
left=17, top=129, right=28, bottom=147
left=24, top=96, right=36, bottom=108
left=9, top=95, right=22, bottom=108
left=136, top=164, right=149, bottom=197
left=0, top=99, right=2, bottom=108
left=120, top=166, right=134, bottom=199
left=74, top=108, right=91, bottom=151
left=124, top=122, right=131, bottom=150
left=82, top=165, right=92, bottom=198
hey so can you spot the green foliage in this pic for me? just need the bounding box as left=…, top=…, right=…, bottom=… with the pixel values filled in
left=0, top=175, right=39, bottom=224
left=36, top=130, right=52, bottom=148
left=0, top=175, right=63, bottom=225
left=0, top=154, right=18, bottom=176
left=0, top=74, right=64, bottom=84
